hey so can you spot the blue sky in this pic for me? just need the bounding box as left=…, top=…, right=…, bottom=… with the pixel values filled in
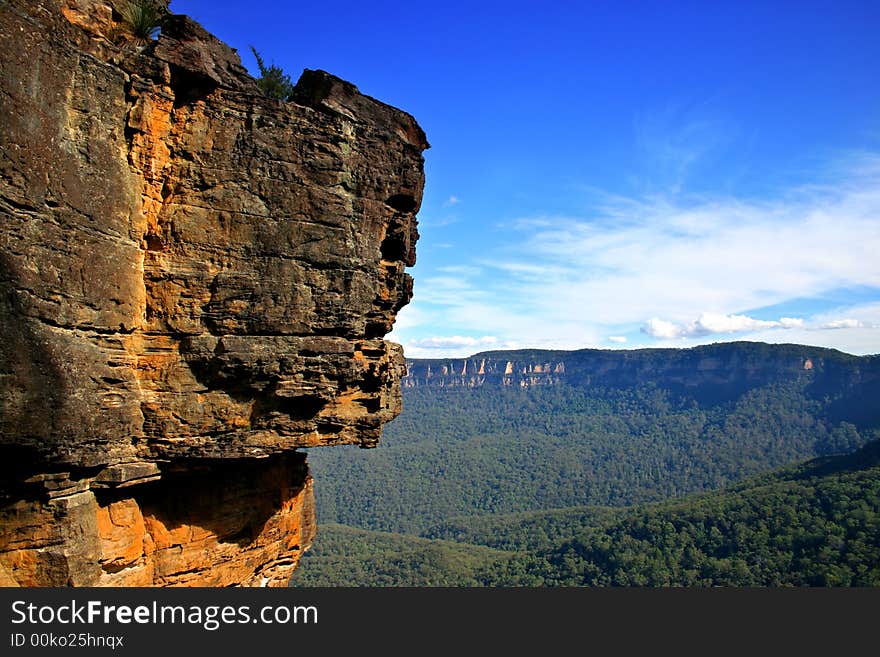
left=171, top=0, right=880, bottom=357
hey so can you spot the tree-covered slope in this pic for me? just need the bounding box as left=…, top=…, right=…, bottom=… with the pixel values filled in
left=292, top=441, right=880, bottom=586
left=307, top=343, right=879, bottom=535
left=290, top=523, right=513, bottom=586
left=496, top=439, right=880, bottom=586
left=297, top=343, right=880, bottom=586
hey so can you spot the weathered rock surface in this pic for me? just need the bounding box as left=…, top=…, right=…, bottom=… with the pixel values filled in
left=1, top=454, right=313, bottom=586
left=0, top=0, right=425, bottom=585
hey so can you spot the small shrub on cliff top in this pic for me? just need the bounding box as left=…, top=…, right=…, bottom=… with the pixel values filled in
left=250, top=46, right=296, bottom=101
left=119, top=0, right=165, bottom=44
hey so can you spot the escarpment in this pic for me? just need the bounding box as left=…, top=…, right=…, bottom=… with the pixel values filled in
left=404, top=343, right=880, bottom=408
left=0, top=0, right=426, bottom=586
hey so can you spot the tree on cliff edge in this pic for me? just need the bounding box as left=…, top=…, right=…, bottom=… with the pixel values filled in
left=118, top=0, right=166, bottom=44
left=250, top=46, right=296, bottom=101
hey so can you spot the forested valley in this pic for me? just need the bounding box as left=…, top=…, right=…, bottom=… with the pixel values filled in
left=291, top=343, right=880, bottom=586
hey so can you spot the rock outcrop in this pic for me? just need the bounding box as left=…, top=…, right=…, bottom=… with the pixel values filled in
left=0, top=0, right=426, bottom=585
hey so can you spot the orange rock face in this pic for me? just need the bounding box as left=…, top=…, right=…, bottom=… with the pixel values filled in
left=0, top=0, right=423, bottom=586
left=1, top=454, right=314, bottom=587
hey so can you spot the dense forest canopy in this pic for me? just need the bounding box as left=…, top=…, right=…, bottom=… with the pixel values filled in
left=294, top=440, right=880, bottom=586
left=294, top=343, right=880, bottom=586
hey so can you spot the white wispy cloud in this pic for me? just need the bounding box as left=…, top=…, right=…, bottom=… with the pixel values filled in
left=820, top=318, right=866, bottom=329
left=498, top=158, right=879, bottom=347
left=401, top=335, right=521, bottom=358
left=608, top=335, right=628, bottom=343
left=443, top=195, right=461, bottom=207
left=738, top=302, right=880, bottom=354
left=392, top=154, right=880, bottom=356
left=436, top=265, right=483, bottom=276
left=643, top=318, right=687, bottom=339
left=633, top=102, right=736, bottom=193
left=642, top=313, right=804, bottom=339
left=408, top=335, right=500, bottom=349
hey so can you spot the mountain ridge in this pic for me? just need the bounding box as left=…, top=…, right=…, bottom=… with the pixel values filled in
left=403, top=342, right=880, bottom=423
left=308, top=340, right=880, bottom=538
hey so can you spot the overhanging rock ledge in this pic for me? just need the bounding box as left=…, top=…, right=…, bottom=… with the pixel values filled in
left=0, top=0, right=426, bottom=586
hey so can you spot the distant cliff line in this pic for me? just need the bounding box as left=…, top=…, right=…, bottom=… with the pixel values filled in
left=403, top=342, right=880, bottom=395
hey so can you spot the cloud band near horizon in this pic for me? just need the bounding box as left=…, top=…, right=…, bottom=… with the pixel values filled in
left=390, top=154, right=880, bottom=358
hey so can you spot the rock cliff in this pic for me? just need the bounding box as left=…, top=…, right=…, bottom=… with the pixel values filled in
left=403, top=343, right=880, bottom=410
left=0, top=0, right=426, bottom=585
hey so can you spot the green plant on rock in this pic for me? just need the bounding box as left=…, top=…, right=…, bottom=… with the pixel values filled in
left=119, top=0, right=164, bottom=44
left=250, top=46, right=296, bottom=101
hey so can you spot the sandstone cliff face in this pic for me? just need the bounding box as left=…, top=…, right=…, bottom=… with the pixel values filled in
left=0, top=0, right=426, bottom=585
left=402, top=343, right=879, bottom=399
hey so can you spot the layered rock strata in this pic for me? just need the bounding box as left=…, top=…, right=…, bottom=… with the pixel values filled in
left=0, top=0, right=426, bottom=585
left=402, top=343, right=875, bottom=392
